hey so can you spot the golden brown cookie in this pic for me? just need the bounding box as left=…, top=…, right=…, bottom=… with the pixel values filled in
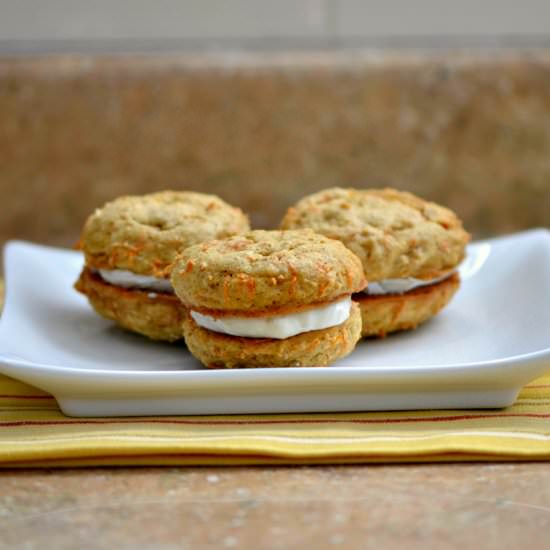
left=75, top=268, right=185, bottom=341
left=172, top=229, right=366, bottom=313
left=354, top=273, right=460, bottom=337
left=280, top=188, right=469, bottom=337
left=75, top=191, right=250, bottom=341
left=81, top=191, right=249, bottom=277
left=183, top=302, right=362, bottom=369
left=171, top=229, right=366, bottom=368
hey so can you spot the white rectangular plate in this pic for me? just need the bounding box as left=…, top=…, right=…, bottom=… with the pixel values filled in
left=1, top=229, right=549, bottom=417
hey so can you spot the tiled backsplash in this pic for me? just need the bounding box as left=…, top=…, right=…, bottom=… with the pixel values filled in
left=1, top=51, right=549, bottom=248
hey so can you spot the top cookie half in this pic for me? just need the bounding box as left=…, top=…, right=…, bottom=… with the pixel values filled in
left=280, top=188, right=470, bottom=281
left=80, top=191, right=250, bottom=277
left=171, top=229, right=366, bottom=313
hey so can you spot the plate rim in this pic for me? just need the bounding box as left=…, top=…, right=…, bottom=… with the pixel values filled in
left=1, top=346, right=549, bottom=380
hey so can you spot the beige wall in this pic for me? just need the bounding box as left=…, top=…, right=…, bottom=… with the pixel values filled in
left=0, top=0, right=549, bottom=51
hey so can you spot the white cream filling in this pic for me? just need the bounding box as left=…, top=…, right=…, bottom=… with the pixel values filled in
left=364, top=272, right=454, bottom=296
left=98, top=269, right=173, bottom=293
left=191, top=296, right=352, bottom=340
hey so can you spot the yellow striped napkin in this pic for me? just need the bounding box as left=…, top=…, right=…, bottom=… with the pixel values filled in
left=1, top=373, right=549, bottom=467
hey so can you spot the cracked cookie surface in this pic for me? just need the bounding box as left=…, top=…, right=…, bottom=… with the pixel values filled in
left=280, top=187, right=469, bottom=281
left=80, top=191, right=250, bottom=277
left=171, top=229, right=366, bottom=313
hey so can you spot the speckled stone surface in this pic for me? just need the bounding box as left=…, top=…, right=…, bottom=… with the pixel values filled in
left=1, top=464, right=549, bottom=549
left=1, top=51, right=550, bottom=249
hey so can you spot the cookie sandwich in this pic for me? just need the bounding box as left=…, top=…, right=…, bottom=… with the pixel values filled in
left=281, top=188, right=469, bottom=337
left=75, top=191, right=249, bottom=341
left=171, top=230, right=366, bottom=368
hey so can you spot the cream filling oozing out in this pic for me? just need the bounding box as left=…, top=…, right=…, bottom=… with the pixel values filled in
left=364, top=272, right=455, bottom=296
left=97, top=269, right=173, bottom=293
left=191, top=296, right=352, bottom=340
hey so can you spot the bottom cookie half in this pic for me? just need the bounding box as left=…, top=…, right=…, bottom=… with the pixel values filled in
left=75, top=267, right=186, bottom=342
left=183, top=302, right=362, bottom=369
left=354, top=273, right=460, bottom=338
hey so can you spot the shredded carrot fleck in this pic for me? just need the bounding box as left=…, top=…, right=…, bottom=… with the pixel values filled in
left=237, top=273, right=256, bottom=298
left=223, top=276, right=230, bottom=303
left=391, top=301, right=406, bottom=322
left=345, top=268, right=353, bottom=288
left=288, top=266, right=298, bottom=296
left=186, top=260, right=194, bottom=273
left=246, top=276, right=256, bottom=298
left=316, top=261, right=330, bottom=275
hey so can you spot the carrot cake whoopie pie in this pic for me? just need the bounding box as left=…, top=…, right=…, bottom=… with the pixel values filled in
left=281, top=188, right=470, bottom=337
left=75, top=191, right=249, bottom=341
left=170, top=230, right=366, bottom=368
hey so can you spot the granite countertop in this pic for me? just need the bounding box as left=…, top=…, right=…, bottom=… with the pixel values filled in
left=1, top=51, right=550, bottom=249
left=1, top=463, right=550, bottom=548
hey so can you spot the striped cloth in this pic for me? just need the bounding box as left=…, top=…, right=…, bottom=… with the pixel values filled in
left=1, top=373, right=549, bottom=466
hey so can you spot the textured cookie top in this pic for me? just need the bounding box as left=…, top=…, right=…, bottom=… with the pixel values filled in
left=80, top=191, right=250, bottom=277
left=171, top=230, right=366, bottom=313
left=280, top=188, right=469, bottom=281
